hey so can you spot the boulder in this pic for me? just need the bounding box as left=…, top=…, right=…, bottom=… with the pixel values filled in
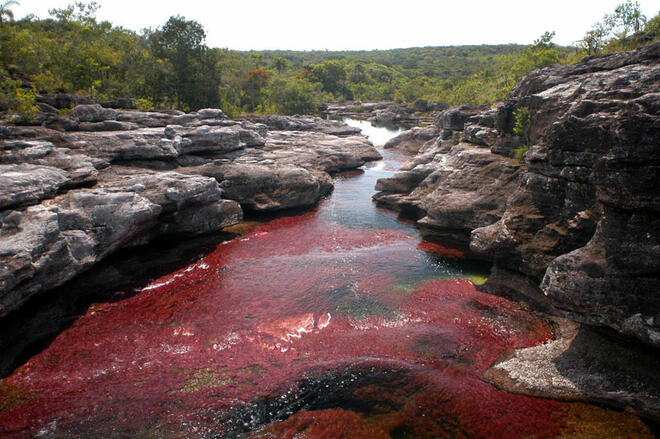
left=71, top=104, right=118, bottom=123
left=384, top=126, right=438, bottom=152
left=218, top=164, right=323, bottom=211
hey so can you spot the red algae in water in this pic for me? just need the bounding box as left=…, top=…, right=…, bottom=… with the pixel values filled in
left=0, top=171, right=647, bottom=437
left=417, top=240, right=466, bottom=259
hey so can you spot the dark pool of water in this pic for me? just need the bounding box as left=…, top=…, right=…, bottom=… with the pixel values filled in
left=0, top=120, right=652, bottom=438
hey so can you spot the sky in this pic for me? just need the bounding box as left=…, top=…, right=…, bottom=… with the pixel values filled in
left=13, top=0, right=660, bottom=51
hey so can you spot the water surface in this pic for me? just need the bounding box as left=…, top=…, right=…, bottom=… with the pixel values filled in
left=0, top=120, right=651, bottom=438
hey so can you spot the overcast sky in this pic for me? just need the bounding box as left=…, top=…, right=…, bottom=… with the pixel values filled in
left=13, top=0, right=660, bottom=50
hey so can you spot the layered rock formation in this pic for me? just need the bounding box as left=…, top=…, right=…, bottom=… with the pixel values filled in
left=374, top=42, right=660, bottom=348
left=0, top=108, right=380, bottom=316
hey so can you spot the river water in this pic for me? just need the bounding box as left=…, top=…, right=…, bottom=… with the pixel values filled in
left=0, top=120, right=651, bottom=438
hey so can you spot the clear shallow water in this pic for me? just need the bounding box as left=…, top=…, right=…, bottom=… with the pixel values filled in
left=0, top=121, right=652, bottom=438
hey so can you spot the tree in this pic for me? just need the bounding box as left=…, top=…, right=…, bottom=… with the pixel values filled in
left=605, top=0, right=647, bottom=38
left=533, top=31, right=556, bottom=48
left=272, top=57, right=288, bottom=74
left=149, top=15, right=208, bottom=109
left=309, top=60, right=352, bottom=99
left=270, top=78, right=324, bottom=115
left=243, top=67, right=270, bottom=111
left=0, top=0, right=19, bottom=25
left=49, top=1, right=100, bottom=25
left=578, top=22, right=609, bottom=55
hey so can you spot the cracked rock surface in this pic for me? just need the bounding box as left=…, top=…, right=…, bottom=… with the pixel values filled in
left=0, top=109, right=379, bottom=316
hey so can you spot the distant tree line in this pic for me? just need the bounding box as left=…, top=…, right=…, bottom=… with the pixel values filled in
left=0, top=0, right=658, bottom=120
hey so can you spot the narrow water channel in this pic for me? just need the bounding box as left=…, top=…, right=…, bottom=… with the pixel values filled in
left=0, top=120, right=651, bottom=438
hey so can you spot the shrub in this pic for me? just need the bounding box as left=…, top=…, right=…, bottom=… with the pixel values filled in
left=513, top=145, right=529, bottom=160
left=1, top=79, right=39, bottom=123
left=135, top=97, right=155, bottom=112
left=513, top=106, right=531, bottom=145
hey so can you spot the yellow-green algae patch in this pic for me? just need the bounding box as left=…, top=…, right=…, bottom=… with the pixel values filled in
left=558, top=402, right=654, bottom=438
left=464, top=273, right=489, bottom=285
left=0, top=381, right=36, bottom=413
left=174, top=369, right=232, bottom=394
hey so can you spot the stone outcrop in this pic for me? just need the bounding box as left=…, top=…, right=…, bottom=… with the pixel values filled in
left=383, top=125, right=438, bottom=152
left=320, top=101, right=439, bottom=127
left=0, top=108, right=380, bottom=316
left=374, top=42, right=660, bottom=348
left=375, top=142, right=522, bottom=244
left=484, top=318, right=660, bottom=421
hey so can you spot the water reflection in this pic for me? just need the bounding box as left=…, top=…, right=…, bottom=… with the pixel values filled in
left=343, top=118, right=404, bottom=147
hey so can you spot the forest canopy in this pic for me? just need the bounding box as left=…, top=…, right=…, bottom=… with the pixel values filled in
left=1, top=0, right=658, bottom=118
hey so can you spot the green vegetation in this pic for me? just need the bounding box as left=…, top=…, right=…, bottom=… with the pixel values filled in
left=578, top=0, right=658, bottom=54
left=0, top=1, right=658, bottom=117
left=513, top=106, right=531, bottom=144
left=0, top=78, right=37, bottom=122
left=512, top=106, right=531, bottom=160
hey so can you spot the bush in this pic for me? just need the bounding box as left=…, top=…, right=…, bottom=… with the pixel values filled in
left=270, top=78, right=326, bottom=115
left=513, top=145, right=529, bottom=160
left=135, top=97, right=155, bottom=112
left=513, top=106, right=531, bottom=145
left=1, top=79, right=39, bottom=123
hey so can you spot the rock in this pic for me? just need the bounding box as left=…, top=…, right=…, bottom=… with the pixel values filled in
left=195, top=108, right=227, bottom=120
left=484, top=318, right=660, bottom=422
left=117, top=110, right=174, bottom=127
left=37, top=94, right=95, bottom=110
left=71, top=104, right=118, bottom=123
left=433, top=106, right=482, bottom=131
left=189, top=128, right=380, bottom=211
left=0, top=171, right=242, bottom=317
left=218, top=164, right=323, bottom=211
left=0, top=164, right=70, bottom=209
left=0, top=113, right=377, bottom=316
left=67, top=130, right=180, bottom=162
left=541, top=207, right=660, bottom=347
left=42, top=115, right=80, bottom=132
left=101, top=98, right=136, bottom=109
left=176, top=124, right=266, bottom=154
left=463, top=124, right=498, bottom=147
left=374, top=143, right=521, bottom=244
left=413, top=99, right=429, bottom=112
left=79, top=121, right=137, bottom=131
left=375, top=42, right=660, bottom=348
left=38, top=102, right=59, bottom=115
left=383, top=126, right=438, bottom=152
left=243, top=114, right=362, bottom=136
left=372, top=105, right=409, bottom=125
left=0, top=126, right=37, bottom=140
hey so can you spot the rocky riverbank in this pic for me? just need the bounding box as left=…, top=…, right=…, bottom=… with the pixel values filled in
left=0, top=109, right=380, bottom=318
left=374, top=42, right=660, bottom=419
left=321, top=100, right=439, bottom=128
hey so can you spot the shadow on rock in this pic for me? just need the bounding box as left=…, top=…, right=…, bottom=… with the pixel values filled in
left=0, top=231, right=234, bottom=378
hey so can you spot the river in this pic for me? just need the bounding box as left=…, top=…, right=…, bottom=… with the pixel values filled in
left=0, top=120, right=651, bottom=438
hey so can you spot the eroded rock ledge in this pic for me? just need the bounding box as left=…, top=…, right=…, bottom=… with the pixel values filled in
left=0, top=109, right=380, bottom=316
left=374, top=42, right=660, bottom=416
left=374, top=42, right=659, bottom=347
